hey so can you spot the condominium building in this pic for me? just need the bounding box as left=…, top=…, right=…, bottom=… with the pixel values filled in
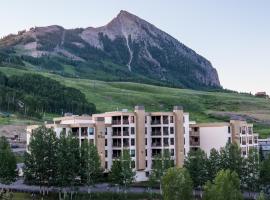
left=27, top=106, right=260, bottom=182
left=258, top=138, right=270, bottom=159
left=27, top=106, right=190, bottom=182
left=189, top=119, right=259, bottom=157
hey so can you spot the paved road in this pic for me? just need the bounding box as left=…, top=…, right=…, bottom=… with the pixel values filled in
left=0, top=179, right=260, bottom=199
left=0, top=179, right=158, bottom=194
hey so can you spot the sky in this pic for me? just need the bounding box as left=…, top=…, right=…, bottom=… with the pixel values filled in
left=1, top=0, right=270, bottom=94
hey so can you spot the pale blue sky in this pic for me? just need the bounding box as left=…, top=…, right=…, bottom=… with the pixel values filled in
left=1, top=0, right=270, bottom=94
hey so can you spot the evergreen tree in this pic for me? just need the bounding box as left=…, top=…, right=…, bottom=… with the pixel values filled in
left=162, top=167, right=193, bottom=200
left=0, top=136, right=17, bottom=185
left=203, top=169, right=243, bottom=200
left=184, top=149, right=208, bottom=188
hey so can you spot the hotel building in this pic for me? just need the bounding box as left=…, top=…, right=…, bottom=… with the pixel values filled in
left=27, top=106, right=190, bottom=181
left=27, top=106, right=260, bottom=181
left=189, top=119, right=259, bottom=157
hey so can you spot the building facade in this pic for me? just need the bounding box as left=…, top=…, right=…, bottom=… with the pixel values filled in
left=189, top=120, right=259, bottom=157
left=27, top=106, right=260, bottom=182
left=27, top=106, right=189, bottom=182
left=258, top=138, right=270, bottom=159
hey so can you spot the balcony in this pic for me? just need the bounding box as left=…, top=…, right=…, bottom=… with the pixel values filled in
left=151, top=131, right=162, bottom=136
left=152, top=139, right=162, bottom=147
left=123, top=139, right=129, bottom=147
left=123, top=127, right=129, bottom=136
left=112, top=116, right=121, bottom=125
left=163, top=116, right=169, bottom=124
left=71, top=128, right=79, bottom=137
left=112, top=127, right=121, bottom=136
left=123, top=116, right=129, bottom=125
left=151, top=116, right=161, bottom=125
left=81, top=127, right=88, bottom=137
left=190, top=137, right=200, bottom=146
left=112, top=139, right=121, bottom=148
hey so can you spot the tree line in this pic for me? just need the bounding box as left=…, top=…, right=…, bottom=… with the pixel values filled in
left=0, top=72, right=96, bottom=118
left=1, top=126, right=270, bottom=200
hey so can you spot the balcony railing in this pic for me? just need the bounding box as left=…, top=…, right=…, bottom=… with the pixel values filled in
left=123, top=131, right=129, bottom=136
left=112, top=143, right=121, bottom=148
left=151, top=120, right=161, bottom=125
left=151, top=143, right=162, bottom=147
left=112, top=132, right=121, bottom=136
left=123, top=120, right=129, bottom=125
left=151, top=132, right=162, bottom=136
left=112, top=120, right=121, bottom=125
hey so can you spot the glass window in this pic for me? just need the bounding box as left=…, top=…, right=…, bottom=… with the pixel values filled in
left=170, top=116, right=174, bottom=123
left=88, top=128, right=94, bottom=135
left=130, top=149, right=135, bottom=157
left=131, top=127, right=135, bottom=135
left=131, top=139, right=135, bottom=146
left=170, top=138, right=174, bottom=145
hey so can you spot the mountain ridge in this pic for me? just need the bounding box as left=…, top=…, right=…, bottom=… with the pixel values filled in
left=0, top=10, right=221, bottom=89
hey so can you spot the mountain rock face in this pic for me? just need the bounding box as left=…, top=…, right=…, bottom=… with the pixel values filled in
left=0, top=10, right=221, bottom=89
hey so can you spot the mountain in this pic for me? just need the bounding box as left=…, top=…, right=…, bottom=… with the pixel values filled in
left=0, top=10, right=221, bottom=89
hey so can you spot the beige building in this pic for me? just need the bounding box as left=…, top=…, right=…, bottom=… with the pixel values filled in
left=27, top=106, right=190, bottom=181
left=190, top=119, right=259, bottom=156
left=27, top=106, right=260, bottom=182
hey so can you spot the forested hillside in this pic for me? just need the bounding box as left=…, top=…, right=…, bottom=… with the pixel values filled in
left=0, top=72, right=96, bottom=118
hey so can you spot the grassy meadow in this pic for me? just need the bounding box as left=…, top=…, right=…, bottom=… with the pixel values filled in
left=0, top=66, right=270, bottom=138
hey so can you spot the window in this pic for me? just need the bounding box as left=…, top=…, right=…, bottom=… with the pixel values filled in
left=130, top=150, right=135, bottom=157
left=105, top=139, right=107, bottom=146
left=131, top=160, right=135, bottom=168
left=228, top=127, right=231, bottom=133
left=170, top=116, right=174, bottom=123
left=145, top=127, right=147, bottom=135
left=123, top=127, right=129, bottom=136
left=131, top=127, right=135, bottom=135
left=105, top=161, right=108, bottom=169
left=170, top=138, right=174, bottom=145
left=89, top=139, right=94, bottom=144
left=163, top=138, right=169, bottom=146
left=105, top=150, right=108, bottom=157
left=146, top=171, right=150, bottom=177
left=145, top=116, right=147, bottom=123
left=131, top=139, right=135, bottom=146
left=171, top=149, right=174, bottom=156
left=130, top=116, right=135, bottom=123
left=105, top=128, right=107, bottom=135
left=145, top=161, right=148, bottom=168
left=163, top=116, right=169, bottom=124
left=170, top=127, right=174, bottom=134
left=145, top=150, right=147, bottom=156
left=145, top=138, right=147, bottom=145
left=89, top=128, right=94, bottom=135
left=163, top=127, right=169, bottom=135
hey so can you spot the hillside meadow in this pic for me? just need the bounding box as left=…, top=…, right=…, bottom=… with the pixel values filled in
left=0, top=66, right=270, bottom=138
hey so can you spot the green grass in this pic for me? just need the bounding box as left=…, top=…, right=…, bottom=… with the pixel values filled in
left=10, top=192, right=161, bottom=200
left=1, top=66, right=270, bottom=138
